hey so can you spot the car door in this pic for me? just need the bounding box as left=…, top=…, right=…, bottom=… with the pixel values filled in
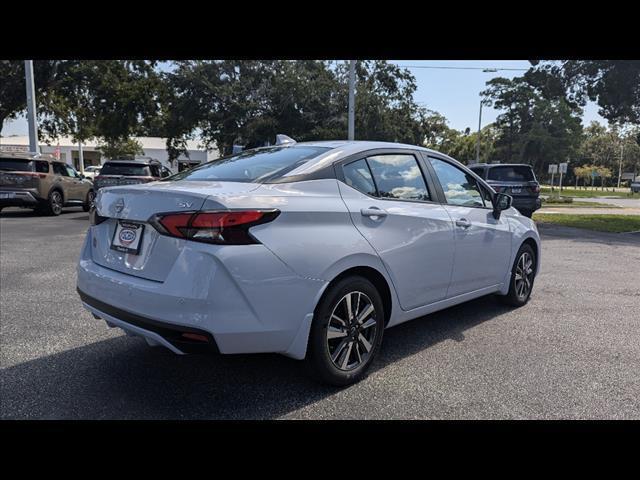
left=337, top=151, right=455, bottom=311
left=51, top=162, right=75, bottom=202
left=66, top=165, right=88, bottom=200
left=424, top=156, right=511, bottom=297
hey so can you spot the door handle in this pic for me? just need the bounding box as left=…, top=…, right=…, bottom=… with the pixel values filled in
left=455, top=218, right=471, bottom=228
left=361, top=207, right=388, bottom=219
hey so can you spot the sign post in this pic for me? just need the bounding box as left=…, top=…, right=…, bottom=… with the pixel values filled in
left=548, top=164, right=558, bottom=191
left=559, top=162, right=568, bottom=192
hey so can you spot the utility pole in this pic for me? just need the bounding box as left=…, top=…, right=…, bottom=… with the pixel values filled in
left=24, top=60, right=39, bottom=154
left=617, top=142, right=624, bottom=188
left=475, top=100, right=484, bottom=163
left=348, top=60, right=355, bottom=141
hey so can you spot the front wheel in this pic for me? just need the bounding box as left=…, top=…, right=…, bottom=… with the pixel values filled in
left=306, top=276, right=385, bottom=386
left=498, top=243, right=536, bottom=307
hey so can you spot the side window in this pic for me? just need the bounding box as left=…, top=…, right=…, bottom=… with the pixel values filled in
left=343, top=159, right=377, bottom=196
left=366, top=154, right=430, bottom=201
left=35, top=161, right=49, bottom=173
left=52, top=163, right=69, bottom=176
left=66, top=166, right=78, bottom=177
left=429, top=157, right=486, bottom=208
left=149, top=165, right=160, bottom=178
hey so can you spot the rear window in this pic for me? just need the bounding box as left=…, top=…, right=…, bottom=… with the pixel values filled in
left=0, top=158, right=34, bottom=172
left=168, top=146, right=331, bottom=183
left=488, top=166, right=535, bottom=182
left=100, top=163, right=151, bottom=176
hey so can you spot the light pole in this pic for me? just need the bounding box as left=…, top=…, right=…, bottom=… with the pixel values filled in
left=475, top=99, right=486, bottom=163
left=348, top=60, right=355, bottom=141
left=24, top=60, right=39, bottom=154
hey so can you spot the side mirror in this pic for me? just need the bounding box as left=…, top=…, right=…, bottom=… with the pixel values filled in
left=79, top=173, right=85, bottom=179
left=492, top=192, right=512, bottom=219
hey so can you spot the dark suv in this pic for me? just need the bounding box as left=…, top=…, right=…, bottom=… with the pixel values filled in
left=469, top=163, right=541, bottom=217
left=93, top=159, right=171, bottom=190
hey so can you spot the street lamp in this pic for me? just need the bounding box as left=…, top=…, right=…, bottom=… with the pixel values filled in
left=475, top=99, right=489, bottom=163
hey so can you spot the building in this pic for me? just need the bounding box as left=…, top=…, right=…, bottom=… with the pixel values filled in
left=0, top=136, right=219, bottom=173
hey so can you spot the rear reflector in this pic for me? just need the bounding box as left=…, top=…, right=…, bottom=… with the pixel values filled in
left=152, top=210, right=280, bottom=245
left=181, top=332, right=209, bottom=343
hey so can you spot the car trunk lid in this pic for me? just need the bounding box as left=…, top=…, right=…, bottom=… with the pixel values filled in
left=91, top=180, right=261, bottom=281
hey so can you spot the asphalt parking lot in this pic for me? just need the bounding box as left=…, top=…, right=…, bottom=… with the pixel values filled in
left=1, top=207, right=639, bottom=419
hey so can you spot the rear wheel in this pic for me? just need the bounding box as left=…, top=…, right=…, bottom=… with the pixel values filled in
left=45, top=190, right=63, bottom=216
left=83, top=190, right=95, bottom=212
left=498, top=243, right=536, bottom=307
left=306, top=276, right=385, bottom=386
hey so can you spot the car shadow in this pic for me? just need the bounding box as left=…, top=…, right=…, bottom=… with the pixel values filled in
left=0, top=295, right=510, bottom=420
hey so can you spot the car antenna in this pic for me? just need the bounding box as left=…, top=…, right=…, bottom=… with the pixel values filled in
left=275, top=134, right=296, bottom=146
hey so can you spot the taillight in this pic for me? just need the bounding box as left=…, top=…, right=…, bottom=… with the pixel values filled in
left=494, top=186, right=502, bottom=193
left=151, top=210, right=280, bottom=245
left=531, top=184, right=540, bottom=193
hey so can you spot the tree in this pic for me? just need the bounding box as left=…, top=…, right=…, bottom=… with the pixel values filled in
left=532, top=61, right=640, bottom=125
left=481, top=71, right=583, bottom=178
left=37, top=60, right=163, bottom=146
left=157, top=60, right=429, bottom=159
left=96, top=138, right=144, bottom=160
left=0, top=60, right=61, bottom=130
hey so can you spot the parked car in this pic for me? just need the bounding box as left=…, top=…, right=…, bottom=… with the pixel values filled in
left=77, top=141, right=540, bottom=385
left=93, top=159, right=170, bottom=191
left=82, top=165, right=102, bottom=182
left=0, top=152, right=95, bottom=215
left=631, top=177, right=640, bottom=193
left=468, top=163, right=541, bottom=218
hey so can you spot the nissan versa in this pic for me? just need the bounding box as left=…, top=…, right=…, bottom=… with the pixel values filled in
left=77, top=140, right=540, bottom=385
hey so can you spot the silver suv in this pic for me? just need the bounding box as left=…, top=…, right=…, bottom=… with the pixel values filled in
left=0, top=152, right=95, bottom=215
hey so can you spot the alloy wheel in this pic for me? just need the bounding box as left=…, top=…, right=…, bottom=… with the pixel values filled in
left=514, top=251, right=534, bottom=301
left=326, top=291, right=378, bottom=371
left=51, top=192, right=63, bottom=215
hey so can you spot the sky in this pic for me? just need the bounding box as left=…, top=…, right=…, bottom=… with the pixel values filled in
left=1, top=60, right=607, bottom=138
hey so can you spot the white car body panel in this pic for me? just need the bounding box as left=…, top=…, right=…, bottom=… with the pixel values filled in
left=77, top=141, right=541, bottom=360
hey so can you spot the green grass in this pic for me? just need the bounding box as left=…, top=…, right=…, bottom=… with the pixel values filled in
left=540, top=187, right=634, bottom=199
left=533, top=213, right=640, bottom=233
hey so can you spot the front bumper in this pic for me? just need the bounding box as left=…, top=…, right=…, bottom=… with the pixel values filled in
left=76, top=228, right=326, bottom=358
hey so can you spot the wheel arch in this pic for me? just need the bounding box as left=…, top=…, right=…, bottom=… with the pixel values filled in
left=320, top=265, right=394, bottom=327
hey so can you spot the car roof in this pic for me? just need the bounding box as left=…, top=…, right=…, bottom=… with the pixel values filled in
left=0, top=151, right=58, bottom=162
left=103, top=158, right=160, bottom=165
left=469, top=163, right=534, bottom=168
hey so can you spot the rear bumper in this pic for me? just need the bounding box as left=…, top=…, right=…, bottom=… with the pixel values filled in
left=0, top=190, right=39, bottom=207
left=76, top=228, right=326, bottom=359
left=78, top=288, right=219, bottom=354
left=511, top=196, right=541, bottom=212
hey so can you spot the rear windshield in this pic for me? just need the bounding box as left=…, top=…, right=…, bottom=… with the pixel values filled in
left=100, top=163, right=151, bottom=176
left=167, top=146, right=331, bottom=183
left=1, top=158, right=33, bottom=172
left=487, top=166, right=535, bottom=182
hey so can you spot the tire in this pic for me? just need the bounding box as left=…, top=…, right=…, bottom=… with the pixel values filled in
left=306, top=275, right=385, bottom=386
left=45, top=190, right=64, bottom=216
left=498, top=243, right=536, bottom=307
left=83, top=190, right=95, bottom=212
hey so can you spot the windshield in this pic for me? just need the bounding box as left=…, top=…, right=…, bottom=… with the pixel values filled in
left=100, top=163, right=151, bottom=176
left=167, top=146, right=331, bottom=183
left=488, top=166, right=535, bottom=182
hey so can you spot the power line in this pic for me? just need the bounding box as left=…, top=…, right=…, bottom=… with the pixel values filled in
left=397, top=64, right=529, bottom=72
